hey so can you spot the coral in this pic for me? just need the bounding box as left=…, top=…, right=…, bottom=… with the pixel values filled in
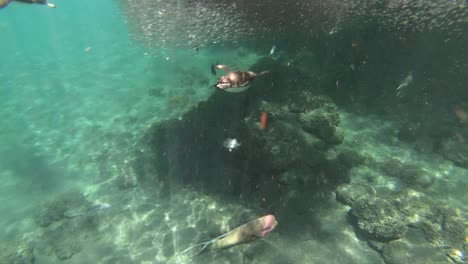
left=335, top=183, right=376, bottom=206
left=244, top=95, right=344, bottom=172
left=381, top=159, right=435, bottom=189
left=380, top=239, right=448, bottom=264
left=288, top=91, right=338, bottom=116
left=134, top=58, right=350, bottom=212
left=299, top=109, right=343, bottom=144
left=337, top=179, right=466, bottom=264
left=286, top=91, right=342, bottom=144
left=337, top=147, right=366, bottom=168
left=53, top=241, right=81, bottom=260
left=32, top=191, right=111, bottom=261
left=351, top=196, right=409, bottom=241
left=255, top=118, right=327, bottom=170
left=35, top=190, right=89, bottom=227
left=421, top=207, right=466, bottom=251
left=0, top=241, right=35, bottom=264
left=439, top=137, right=468, bottom=168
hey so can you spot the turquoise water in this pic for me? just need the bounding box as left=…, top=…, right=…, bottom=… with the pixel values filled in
left=1, top=1, right=467, bottom=264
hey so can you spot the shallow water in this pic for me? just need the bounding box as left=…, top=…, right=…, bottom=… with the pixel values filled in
left=1, top=1, right=467, bottom=263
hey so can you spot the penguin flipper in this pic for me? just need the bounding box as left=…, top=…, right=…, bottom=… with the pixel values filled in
left=256, top=70, right=270, bottom=77
left=211, top=64, right=217, bottom=75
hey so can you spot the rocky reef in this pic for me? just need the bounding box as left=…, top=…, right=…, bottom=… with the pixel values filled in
left=0, top=241, right=35, bottom=264
left=130, top=47, right=467, bottom=263
left=336, top=184, right=466, bottom=264
left=31, top=190, right=110, bottom=261
left=134, top=56, right=361, bottom=213
left=380, top=158, right=435, bottom=189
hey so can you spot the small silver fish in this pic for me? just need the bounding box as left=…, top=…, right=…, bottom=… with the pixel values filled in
left=396, top=72, right=413, bottom=97
left=269, top=45, right=276, bottom=55
left=223, top=138, right=241, bottom=152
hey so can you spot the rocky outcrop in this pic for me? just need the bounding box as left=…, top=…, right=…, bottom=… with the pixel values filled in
left=336, top=184, right=466, bottom=264
left=134, top=57, right=355, bottom=207
left=380, top=158, right=435, bottom=189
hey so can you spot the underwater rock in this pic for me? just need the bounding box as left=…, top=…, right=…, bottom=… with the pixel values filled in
left=0, top=241, right=35, bottom=264
left=381, top=240, right=410, bottom=264
left=39, top=214, right=98, bottom=261
left=439, top=138, right=468, bottom=168
left=351, top=196, right=408, bottom=241
left=395, top=117, right=445, bottom=155
left=115, top=163, right=138, bottom=190
left=32, top=191, right=113, bottom=261
left=35, top=190, right=90, bottom=227
left=251, top=117, right=327, bottom=169
left=245, top=96, right=342, bottom=170
left=380, top=159, right=434, bottom=189
left=288, top=92, right=342, bottom=144
left=54, top=241, right=81, bottom=260
left=377, top=225, right=451, bottom=264
left=337, top=147, right=365, bottom=169
left=288, top=91, right=338, bottom=116
left=397, top=123, right=421, bottom=142
left=240, top=241, right=275, bottom=263
left=335, top=183, right=376, bottom=207
left=421, top=207, right=466, bottom=252
left=299, top=109, right=343, bottom=144
left=398, top=164, right=434, bottom=189
left=389, top=189, right=431, bottom=225
left=295, top=92, right=341, bottom=144
left=320, top=148, right=366, bottom=187
left=340, top=182, right=466, bottom=264
left=439, top=210, right=466, bottom=249
left=380, top=239, right=448, bottom=264
left=134, top=57, right=348, bottom=211
left=368, top=219, right=461, bottom=264
left=381, top=158, right=403, bottom=177
left=321, top=150, right=358, bottom=185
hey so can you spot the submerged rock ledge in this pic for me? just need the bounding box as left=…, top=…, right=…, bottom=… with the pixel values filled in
left=134, top=57, right=356, bottom=208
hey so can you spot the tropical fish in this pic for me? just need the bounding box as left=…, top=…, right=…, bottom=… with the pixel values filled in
left=396, top=72, right=413, bottom=97
left=175, top=215, right=278, bottom=262
left=223, top=138, right=241, bottom=152
left=212, top=64, right=269, bottom=93
left=260, top=111, right=268, bottom=130
left=269, top=45, right=276, bottom=56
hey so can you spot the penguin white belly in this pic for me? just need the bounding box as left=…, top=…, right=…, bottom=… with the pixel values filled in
left=224, top=83, right=251, bottom=93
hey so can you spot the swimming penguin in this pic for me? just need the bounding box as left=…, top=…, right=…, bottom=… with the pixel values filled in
left=175, top=215, right=278, bottom=262
left=212, top=64, right=269, bottom=93
left=0, top=0, right=56, bottom=9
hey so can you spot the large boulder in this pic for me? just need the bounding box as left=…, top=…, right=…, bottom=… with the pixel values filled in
left=351, top=196, right=409, bottom=241
left=380, top=158, right=435, bottom=189
left=134, top=57, right=351, bottom=208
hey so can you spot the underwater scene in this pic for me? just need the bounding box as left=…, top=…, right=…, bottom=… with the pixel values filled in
left=1, top=0, right=467, bottom=263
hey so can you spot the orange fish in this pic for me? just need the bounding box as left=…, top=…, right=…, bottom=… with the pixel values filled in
left=260, top=111, right=268, bottom=130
